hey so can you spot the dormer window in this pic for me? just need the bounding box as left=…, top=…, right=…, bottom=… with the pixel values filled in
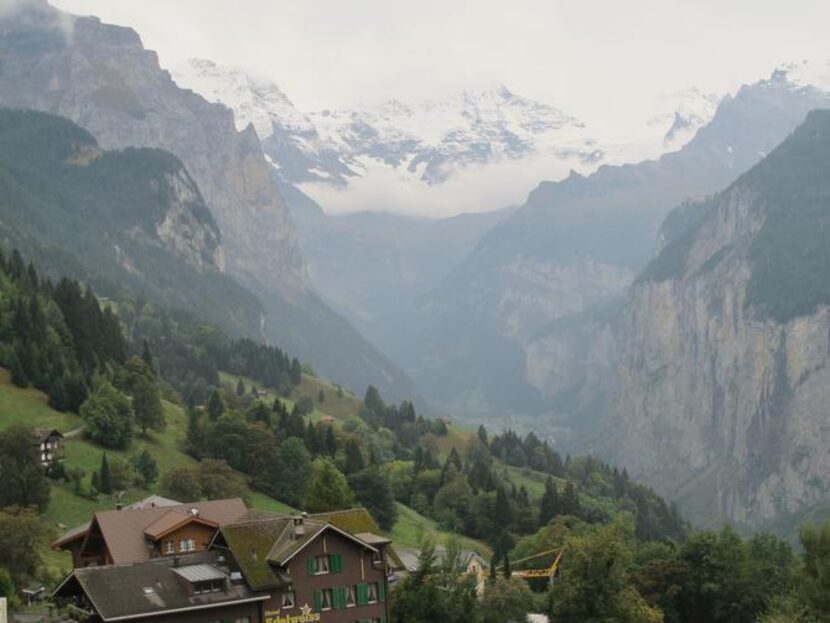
left=192, top=579, right=224, bottom=595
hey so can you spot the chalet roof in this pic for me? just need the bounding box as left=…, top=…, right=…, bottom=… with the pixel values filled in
left=53, top=551, right=268, bottom=622
left=215, top=517, right=294, bottom=591
left=33, top=429, right=63, bottom=443
left=354, top=532, right=392, bottom=545
left=216, top=515, right=380, bottom=591
left=124, top=495, right=180, bottom=510
left=53, top=498, right=247, bottom=563
left=52, top=521, right=91, bottom=548
left=143, top=509, right=219, bottom=540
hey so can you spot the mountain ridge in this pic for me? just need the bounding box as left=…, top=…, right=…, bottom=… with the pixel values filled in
left=0, top=0, right=415, bottom=401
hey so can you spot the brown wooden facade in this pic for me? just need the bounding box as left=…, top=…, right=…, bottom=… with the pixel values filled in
left=54, top=506, right=394, bottom=623
left=263, top=529, right=389, bottom=623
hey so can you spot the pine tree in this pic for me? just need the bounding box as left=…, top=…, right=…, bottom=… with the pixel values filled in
left=48, top=376, right=69, bottom=411
left=186, top=407, right=204, bottom=458
left=99, top=453, right=113, bottom=494
left=539, top=477, right=560, bottom=527
left=303, top=458, right=354, bottom=513
left=324, top=426, right=337, bottom=456
left=207, top=389, right=224, bottom=421
left=344, top=437, right=366, bottom=474
left=131, top=449, right=159, bottom=487
left=236, top=378, right=245, bottom=396
left=131, top=364, right=165, bottom=435
left=141, top=339, right=154, bottom=372
left=562, top=481, right=580, bottom=517
left=8, top=351, right=28, bottom=388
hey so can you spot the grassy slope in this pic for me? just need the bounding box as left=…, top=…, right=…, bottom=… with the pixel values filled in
left=219, top=371, right=364, bottom=423
left=0, top=371, right=294, bottom=576
left=391, top=502, right=492, bottom=558
left=2, top=368, right=490, bottom=575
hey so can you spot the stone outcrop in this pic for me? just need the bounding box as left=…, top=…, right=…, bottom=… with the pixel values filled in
left=609, top=113, right=830, bottom=529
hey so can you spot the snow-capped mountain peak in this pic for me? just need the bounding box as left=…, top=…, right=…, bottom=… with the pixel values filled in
left=171, top=57, right=721, bottom=216
left=172, top=58, right=314, bottom=138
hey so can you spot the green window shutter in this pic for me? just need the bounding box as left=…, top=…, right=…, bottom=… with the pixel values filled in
left=379, top=581, right=386, bottom=602
left=333, top=553, right=343, bottom=573
left=333, top=587, right=342, bottom=609
left=357, top=583, right=368, bottom=605
left=314, top=589, right=323, bottom=613
left=307, top=556, right=316, bottom=576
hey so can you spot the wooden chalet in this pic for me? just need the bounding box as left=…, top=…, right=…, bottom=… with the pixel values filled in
left=33, top=428, right=63, bottom=466
left=52, top=501, right=399, bottom=623
left=52, top=498, right=249, bottom=568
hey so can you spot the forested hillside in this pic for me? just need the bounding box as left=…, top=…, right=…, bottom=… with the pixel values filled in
left=0, top=244, right=689, bottom=605
left=0, top=109, right=265, bottom=339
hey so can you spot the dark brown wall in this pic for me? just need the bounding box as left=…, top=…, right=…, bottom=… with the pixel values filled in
left=263, top=529, right=388, bottom=623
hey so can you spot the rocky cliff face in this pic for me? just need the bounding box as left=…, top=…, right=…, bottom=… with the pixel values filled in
left=401, top=72, right=830, bottom=420
left=610, top=111, right=830, bottom=529
left=152, top=168, right=225, bottom=272
left=0, top=0, right=304, bottom=294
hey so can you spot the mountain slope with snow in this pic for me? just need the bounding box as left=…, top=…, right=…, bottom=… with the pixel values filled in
left=172, top=59, right=720, bottom=216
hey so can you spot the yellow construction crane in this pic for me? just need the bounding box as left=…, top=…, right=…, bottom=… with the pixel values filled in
left=510, top=548, right=564, bottom=585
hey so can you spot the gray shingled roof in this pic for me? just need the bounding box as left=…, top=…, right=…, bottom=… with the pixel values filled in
left=54, top=551, right=269, bottom=622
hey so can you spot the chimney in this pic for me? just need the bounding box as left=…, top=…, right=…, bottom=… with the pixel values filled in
left=189, top=507, right=200, bottom=517
left=293, top=514, right=306, bottom=539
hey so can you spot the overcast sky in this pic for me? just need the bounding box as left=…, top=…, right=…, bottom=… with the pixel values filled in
left=50, top=0, right=830, bottom=135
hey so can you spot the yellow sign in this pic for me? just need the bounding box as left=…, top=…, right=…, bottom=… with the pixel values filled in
left=264, top=604, right=321, bottom=623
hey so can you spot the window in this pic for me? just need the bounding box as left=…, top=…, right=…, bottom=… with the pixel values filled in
left=307, top=553, right=342, bottom=576
left=321, top=589, right=333, bottom=611
left=163, top=540, right=174, bottom=555
left=180, top=538, right=196, bottom=552
left=346, top=585, right=356, bottom=608
left=281, top=591, right=295, bottom=609
left=367, top=582, right=379, bottom=604
left=193, top=579, right=224, bottom=595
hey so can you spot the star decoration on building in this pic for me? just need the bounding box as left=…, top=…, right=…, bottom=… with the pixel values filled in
left=300, top=604, right=313, bottom=617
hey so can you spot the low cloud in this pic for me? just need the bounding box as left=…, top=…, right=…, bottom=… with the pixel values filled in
left=298, top=153, right=596, bottom=219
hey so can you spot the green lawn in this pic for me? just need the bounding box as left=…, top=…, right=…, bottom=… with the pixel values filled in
left=0, top=368, right=82, bottom=432
left=0, top=370, right=306, bottom=580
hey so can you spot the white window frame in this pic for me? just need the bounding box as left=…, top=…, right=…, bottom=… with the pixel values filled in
left=281, top=591, right=295, bottom=609
left=367, top=582, right=378, bottom=604
left=345, top=585, right=356, bottom=608
left=315, top=554, right=330, bottom=575
left=321, top=588, right=333, bottom=611
left=179, top=538, right=195, bottom=552
left=164, top=540, right=175, bottom=555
